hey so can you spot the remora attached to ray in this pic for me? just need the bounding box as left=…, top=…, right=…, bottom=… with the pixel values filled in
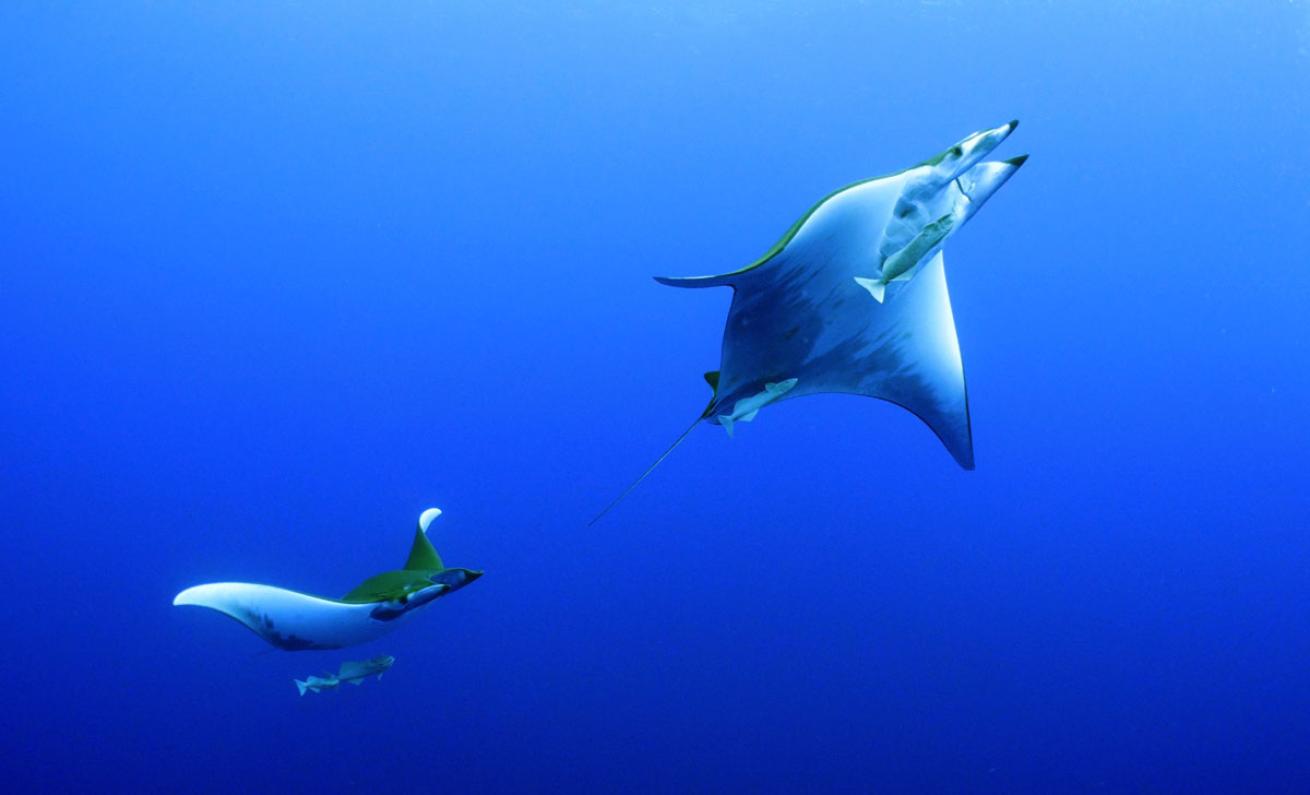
left=295, top=655, right=395, bottom=696
left=591, top=122, right=1026, bottom=523
left=174, top=508, right=483, bottom=651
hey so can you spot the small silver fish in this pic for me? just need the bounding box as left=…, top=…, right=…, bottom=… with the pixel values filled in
left=295, top=655, right=395, bottom=696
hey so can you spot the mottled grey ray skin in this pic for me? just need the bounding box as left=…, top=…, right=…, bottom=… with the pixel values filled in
left=657, top=122, right=1027, bottom=468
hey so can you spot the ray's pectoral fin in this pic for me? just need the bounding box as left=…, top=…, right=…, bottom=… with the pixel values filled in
left=655, top=273, right=735, bottom=289
left=862, top=252, right=974, bottom=469
left=173, top=583, right=360, bottom=651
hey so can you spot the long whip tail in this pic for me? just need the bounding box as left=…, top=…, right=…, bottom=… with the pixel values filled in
left=587, top=415, right=702, bottom=526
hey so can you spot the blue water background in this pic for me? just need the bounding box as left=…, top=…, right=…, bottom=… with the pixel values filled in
left=3, top=2, right=1309, bottom=791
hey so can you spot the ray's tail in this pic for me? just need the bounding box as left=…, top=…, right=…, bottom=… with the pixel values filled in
left=587, top=415, right=703, bottom=526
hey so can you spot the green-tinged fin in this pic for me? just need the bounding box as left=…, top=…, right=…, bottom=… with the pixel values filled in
left=701, top=371, right=720, bottom=419
left=404, top=525, right=444, bottom=571
left=341, top=570, right=439, bottom=604
left=655, top=167, right=923, bottom=289
left=654, top=198, right=834, bottom=288
left=657, top=123, right=1017, bottom=290
left=339, top=508, right=446, bottom=602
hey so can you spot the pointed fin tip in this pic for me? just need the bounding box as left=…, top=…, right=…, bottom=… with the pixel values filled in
left=418, top=507, right=442, bottom=533
left=854, top=276, right=886, bottom=303
left=173, top=585, right=209, bottom=607
left=653, top=274, right=735, bottom=289
left=1005, top=154, right=1028, bottom=168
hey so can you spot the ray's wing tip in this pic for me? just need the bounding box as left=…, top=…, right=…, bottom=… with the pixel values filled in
left=173, top=584, right=212, bottom=607
left=653, top=274, right=702, bottom=287
left=653, top=274, right=732, bottom=289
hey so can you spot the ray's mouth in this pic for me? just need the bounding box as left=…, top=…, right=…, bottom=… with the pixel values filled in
left=953, top=177, right=974, bottom=204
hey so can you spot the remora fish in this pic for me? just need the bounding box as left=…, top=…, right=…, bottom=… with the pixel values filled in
left=295, top=655, right=395, bottom=696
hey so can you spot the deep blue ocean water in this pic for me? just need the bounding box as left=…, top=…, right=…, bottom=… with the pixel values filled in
left=3, top=3, right=1310, bottom=792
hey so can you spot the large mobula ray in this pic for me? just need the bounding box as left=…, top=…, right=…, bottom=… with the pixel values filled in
left=593, top=121, right=1026, bottom=523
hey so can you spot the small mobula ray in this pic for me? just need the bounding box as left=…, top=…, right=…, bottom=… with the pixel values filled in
left=174, top=508, right=482, bottom=651
left=592, top=122, right=1027, bottom=524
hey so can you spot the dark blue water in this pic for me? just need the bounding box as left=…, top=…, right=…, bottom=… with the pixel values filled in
left=4, top=3, right=1309, bottom=791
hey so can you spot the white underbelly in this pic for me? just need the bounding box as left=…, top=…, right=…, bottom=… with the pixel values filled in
left=174, top=582, right=409, bottom=651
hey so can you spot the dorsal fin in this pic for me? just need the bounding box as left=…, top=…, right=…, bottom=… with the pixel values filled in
left=701, top=371, right=721, bottom=419
left=404, top=507, right=445, bottom=570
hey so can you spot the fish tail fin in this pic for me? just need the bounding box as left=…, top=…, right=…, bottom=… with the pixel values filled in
left=854, top=276, right=886, bottom=303
left=588, top=415, right=703, bottom=526
left=295, top=679, right=308, bottom=696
